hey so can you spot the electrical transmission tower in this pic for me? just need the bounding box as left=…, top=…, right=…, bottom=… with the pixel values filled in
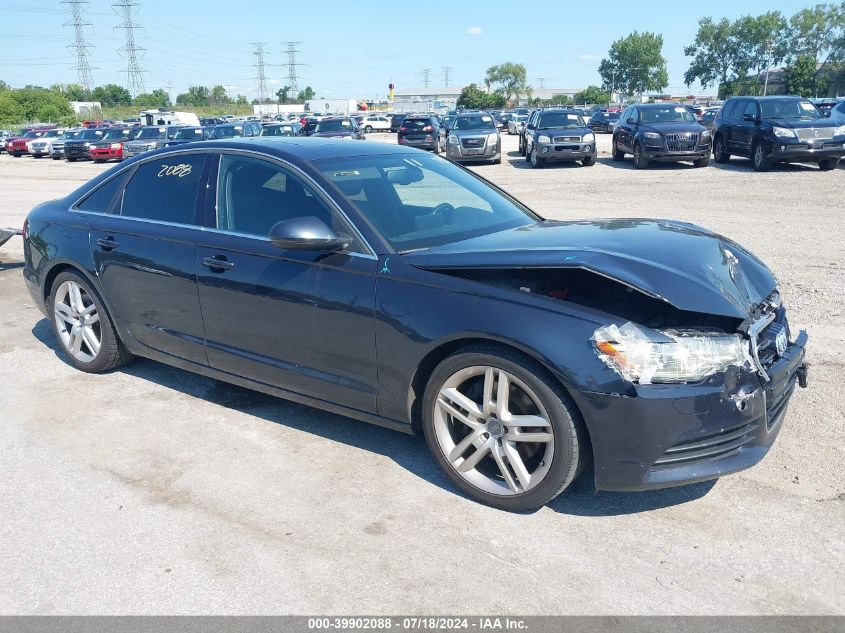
left=252, top=42, right=269, bottom=103
left=112, top=0, right=146, bottom=97
left=536, top=77, right=546, bottom=89
left=62, top=0, right=96, bottom=91
left=281, top=41, right=303, bottom=95
left=419, top=68, right=431, bottom=88
left=441, top=66, right=452, bottom=87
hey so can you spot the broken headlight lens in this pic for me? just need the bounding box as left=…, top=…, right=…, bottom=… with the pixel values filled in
left=593, top=322, right=751, bottom=385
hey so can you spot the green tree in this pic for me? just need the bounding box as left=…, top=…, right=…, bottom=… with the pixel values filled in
left=786, top=3, right=845, bottom=95
left=574, top=85, right=611, bottom=105
left=276, top=86, right=291, bottom=103
left=484, top=62, right=528, bottom=102
left=90, top=84, right=132, bottom=107
left=456, top=83, right=504, bottom=109
left=0, top=86, right=74, bottom=125
left=684, top=17, right=740, bottom=90
left=599, top=31, right=669, bottom=97
left=549, top=94, right=573, bottom=105
left=176, top=85, right=211, bottom=107
left=785, top=54, right=827, bottom=96
left=210, top=85, right=230, bottom=106
left=133, top=89, right=171, bottom=108
left=0, top=80, right=10, bottom=92
left=235, top=95, right=248, bottom=106
left=297, top=85, right=315, bottom=102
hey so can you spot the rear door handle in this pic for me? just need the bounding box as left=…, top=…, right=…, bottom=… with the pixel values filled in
left=96, top=237, right=119, bottom=250
left=202, top=256, right=235, bottom=270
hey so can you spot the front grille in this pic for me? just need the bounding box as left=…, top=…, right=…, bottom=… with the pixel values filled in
left=461, top=137, right=485, bottom=149
left=652, top=422, right=759, bottom=469
left=765, top=380, right=795, bottom=430
left=795, top=128, right=834, bottom=140
left=665, top=133, right=699, bottom=152
left=553, top=136, right=581, bottom=143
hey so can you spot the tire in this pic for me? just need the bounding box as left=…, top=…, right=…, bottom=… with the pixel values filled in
left=67, top=157, right=77, bottom=162
left=713, top=136, right=730, bottom=163
left=52, top=156, right=61, bottom=160
left=432, top=139, right=441, bottom=155
left=612, top=136, right=625, bottom=161
left=530, top=147, right=544, bottom=168
left=421, top=345, right=586, bottom=511
left=48, top=271, right=133, bottom=373
left=582, top=155, right=595, bottom=166
left=493, top=154, right=501, bottom=165
left=693, top=156, right=710, bottom=168
left=11, top=153, right=21, bottom=158
left=364, top=125, right=373, bottom=133
left=752, top=142, right=770, bottom=172
left=819, top=158, right=839, bottom=171
left=518, top=136, right=525, bottom=156
left=633, top=142, right=649, bottom=169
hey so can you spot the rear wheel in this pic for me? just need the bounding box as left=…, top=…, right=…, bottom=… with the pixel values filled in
left=364, top=125, right=373, bottom=133
left=713, top=136, right=730, bottom=163
left=633, top=142, right=649, bottom=169
left=694, top=156, right=710, bottom=168
left=819, top=158, right=839, bottom=171
left=752, top=142, right=770, bottom=172
left=49, top=271, right=133, bottom=373
left=422, top=347, right=585, bottom=511
left=67, top=157, right=77, bottom=162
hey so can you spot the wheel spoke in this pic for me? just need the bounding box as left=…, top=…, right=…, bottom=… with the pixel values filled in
left=54, top=302, right=76, bottom=324
left=506, top=414, right=550, bottom=428
left=69, top=329, right=83, bottom=355
left=80, top=303, right=97, bottom=317
left=456, top=438, right=492, bottom=473
left=68, top=283, right=84, bottom=313
left=502, top=442, right=532, bottom=490
left=86, top=312, right=99, bottom=325
left=448, top=429, right=485, bottom=462
left=440, top=387, right=482, bottom=420
left=81, top=327, right=100, bottom=355
left=482, top=367, right=494, bottom=415
left=504, top=431, right=553, bottom=443
left=491, top=443, right=519, bottom=492
left=495, top=371, right=510, bottom=419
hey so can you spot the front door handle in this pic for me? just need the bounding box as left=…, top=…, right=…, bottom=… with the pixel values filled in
left=96, top=237, right=119, bottom=250
left=202, top=256, right=235, bottom=270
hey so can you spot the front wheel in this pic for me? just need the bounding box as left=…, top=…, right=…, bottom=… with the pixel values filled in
left=530, top=147, right=544, bottom=168
left=713, top=136, right=730, bottom=163
left=819, top=158, right=839, bottom=171
left=694, top=156, right=710, bottom=168
left=364, top=125, right=373, bottom=133
left=582, top=155, right=595, bottom=166
left=422, top=347, right=585, bottom=511
left=612, top=137, right=625, bottom=161
left=633, top=142, right=649, bottom=169
left=752, top=142, right=770, bottom=172
left=49, top=271, right=133, bottom=373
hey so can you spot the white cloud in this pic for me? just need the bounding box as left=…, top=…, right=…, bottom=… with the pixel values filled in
left=465, top=26, right=483, bottom=36
left=579, top=53, right=600, bottom=61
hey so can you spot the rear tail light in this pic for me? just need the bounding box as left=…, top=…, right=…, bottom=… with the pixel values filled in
left=423, top=126, right=433, bottom=132
left=399, top=127, right=407, bottom=132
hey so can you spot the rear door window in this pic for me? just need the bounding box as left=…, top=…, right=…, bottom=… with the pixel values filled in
left=120, top=154, right=206, bottom=224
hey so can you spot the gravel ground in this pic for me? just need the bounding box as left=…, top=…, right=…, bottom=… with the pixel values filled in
left=0, top=134, right=842, bottom=615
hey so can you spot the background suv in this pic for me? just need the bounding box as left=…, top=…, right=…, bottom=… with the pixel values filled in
left=523, top=109, right=596, bottom=168
left=613, top=104, right=711, bottom=169
left=397, top=116, right=445, bottom=153
left=713, top=96, right=845, bottom=171
left=446, top=113, right=501, bottom=164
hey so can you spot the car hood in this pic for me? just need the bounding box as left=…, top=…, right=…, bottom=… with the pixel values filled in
left=404, top=219, right=777, bottom=319
left=640, top=122, right=706, bottom=134
left=763, top=117, right=839, bottom=129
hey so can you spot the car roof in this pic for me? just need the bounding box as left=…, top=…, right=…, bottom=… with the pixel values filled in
left=152, top=137, right=424, bottom=161
left=730, top=95, right=806, bottom=101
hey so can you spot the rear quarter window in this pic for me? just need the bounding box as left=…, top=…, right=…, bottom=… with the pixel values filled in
left=76, top=171, right=132, bottom=214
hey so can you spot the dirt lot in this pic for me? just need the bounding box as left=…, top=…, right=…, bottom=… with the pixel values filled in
left=0, top=135, right=842, bottom=615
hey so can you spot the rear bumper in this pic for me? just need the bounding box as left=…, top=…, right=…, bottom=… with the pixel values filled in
left=398, top=138, right=437, bottom=150
left=571, top=330, right=808, bottom=492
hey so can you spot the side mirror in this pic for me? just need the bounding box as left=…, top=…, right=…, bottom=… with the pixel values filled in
left=626, top=117, right=636, bottom=125
left=268, top=217, right=350, bottom=251
left=742, top=113, right=756, bottom=122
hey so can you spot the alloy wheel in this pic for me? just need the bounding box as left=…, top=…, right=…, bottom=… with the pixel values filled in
left=432, top=366, right=555, bottom=496
left=53, top=280, right=101, bottom=363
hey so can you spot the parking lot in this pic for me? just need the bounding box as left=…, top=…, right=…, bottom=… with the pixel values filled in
left=0, top=133, right=843, bottom=614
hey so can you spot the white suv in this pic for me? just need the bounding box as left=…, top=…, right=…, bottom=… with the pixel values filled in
left=359, top=116, right=391, bottom=133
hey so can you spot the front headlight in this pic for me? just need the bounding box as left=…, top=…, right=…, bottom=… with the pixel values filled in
left=773, top=126, right=796, bottom=138
left=537, top=134, right=551, bottom=144
left=84, top=142, right=91, bottom=148
left=488, top=133, right=499, bottom=144
left=593, top=322, right=751, bottom=384
left=835, top=125, right=845, bottom=137
left=110, top=143, right=122, bottom=149
left=448, top=134, right=458, bottom=144
left=582, top=132, right=595, bottom=142
left=701, top=129, right=711, bottom=137
left=643, top=132, right=661, bottom=140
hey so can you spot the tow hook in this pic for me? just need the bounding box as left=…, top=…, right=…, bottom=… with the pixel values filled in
left=797, top=363, right=808, bottom=389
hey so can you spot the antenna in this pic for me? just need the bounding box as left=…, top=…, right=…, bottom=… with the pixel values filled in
left=281, top=41, right=303, bottom=95
left=252, top=42, right=269, bottom=103
left=419, top=68, right=431, bottom=88
left=62, top=0, right=96, bottom=91
left=441, top=66, right=453, bottom=87
left=112, top=0, right=146, bottom=97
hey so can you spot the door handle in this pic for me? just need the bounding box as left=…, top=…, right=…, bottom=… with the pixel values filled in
left=96, top=237, right=119, bottom=250
left=202, top=256, right=235, bottom=270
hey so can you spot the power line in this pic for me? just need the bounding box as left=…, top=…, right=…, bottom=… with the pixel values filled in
left=252, top=42, right=269, bottom=103
left=419, top=68, right=431, bottom=88
left=281, top=41, right=303, bottom=95
left=62, top=0, right=96, bottom=91
left=112, top=0, right=146, bottom=97
left=441, top=66, right=452, bottom=87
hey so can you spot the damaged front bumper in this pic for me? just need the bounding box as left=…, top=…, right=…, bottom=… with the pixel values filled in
left=570, top=330, right=807, bottom=491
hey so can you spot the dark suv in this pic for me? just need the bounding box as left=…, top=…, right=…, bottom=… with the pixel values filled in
left=397, top=116, right=445, bottom=153
left=522, top=109, right=596, bottom=168
left=712, top=96, right=845, bottom=171
left=613, top=104, right=711, bottom=169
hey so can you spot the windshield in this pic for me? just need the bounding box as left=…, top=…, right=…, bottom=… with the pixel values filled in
left=42, top=130, right=62, bottom=138
left=453, top=115, right=495, bottom=131
left=538, top=113, right=585, bottom=129
left=760, top=99, right=822, bottom=120
left=315, top=119, right=352, bottom=133
left=101, top=129, right=130, bottom=140
left=77, top=129, right=105, bottom=140
left=639, top=107, right=696, bottom=123
left=23, top=131, right=42, bottom=138
left=127, top=127, right=143, bottom=140
left=316, top=153, right=537, bottom=251
left=174, top=127, right=204, bottom=140
left=61, top=131, right=79, bottom=139
left=210, top=125, right=243, bottom=139
left=136, top=127, right=167, bottom=139
left=261, top=125, right=294, bottom=136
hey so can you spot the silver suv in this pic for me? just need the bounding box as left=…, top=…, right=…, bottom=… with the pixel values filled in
left=123, top=126, right=184, bottom=158
left=446, top=112, right=501, bottom=164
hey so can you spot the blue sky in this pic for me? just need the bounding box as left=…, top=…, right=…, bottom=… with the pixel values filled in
left=0, top=0, right=816, bottom=100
